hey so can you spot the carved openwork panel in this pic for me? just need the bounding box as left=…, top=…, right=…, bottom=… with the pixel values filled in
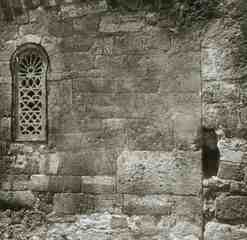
left=11, top=44, right=48, bottom=141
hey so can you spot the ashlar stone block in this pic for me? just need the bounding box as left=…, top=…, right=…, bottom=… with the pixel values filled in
left=81, top=176, right=115, bottom=194
left=117, top=150, right=201, bottom=195
left=216, top=196, right=247, bottom=221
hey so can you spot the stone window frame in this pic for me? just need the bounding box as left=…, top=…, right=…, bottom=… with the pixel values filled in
left=10, top=43, right=49, bottom=142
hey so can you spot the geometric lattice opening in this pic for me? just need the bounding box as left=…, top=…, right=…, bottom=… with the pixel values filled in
left=11, top=43, right=48, bottom=141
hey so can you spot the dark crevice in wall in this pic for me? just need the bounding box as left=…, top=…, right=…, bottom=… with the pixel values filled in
left=202, top=127, right=220, bottom=179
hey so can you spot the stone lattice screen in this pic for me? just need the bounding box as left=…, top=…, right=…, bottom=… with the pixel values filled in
left=11, top=43, right=48, bottom=141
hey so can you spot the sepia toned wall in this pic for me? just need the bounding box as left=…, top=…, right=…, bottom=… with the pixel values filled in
left=0, top=0, right=246, bottom=239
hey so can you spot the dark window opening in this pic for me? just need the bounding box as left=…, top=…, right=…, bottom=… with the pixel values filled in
left=202, top=127, right=220, bottom=178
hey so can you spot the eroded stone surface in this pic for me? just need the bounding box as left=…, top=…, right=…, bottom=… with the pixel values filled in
left=117, top=151, right=201, bottom=195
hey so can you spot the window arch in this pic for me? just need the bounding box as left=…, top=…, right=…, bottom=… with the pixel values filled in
left=11, top=43, right=49, bottom=141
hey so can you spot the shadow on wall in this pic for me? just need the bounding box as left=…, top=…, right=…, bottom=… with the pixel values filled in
left=201, top=127, right=220, bottom=179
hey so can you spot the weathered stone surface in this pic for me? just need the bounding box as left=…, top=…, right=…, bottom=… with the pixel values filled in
left=0, top=116, right=11, bottom=141
left=0, top=40, right=16, bottom=62
left=82, top=194, right=122, bottom=213
left=49, top=176, right=81, bottom=193
left=123, top=194, right=173, bottom=216
left=58, top=149, right=117, bottom=176
left=97, top=30, right=170, bottom=56
left=53, top=193, right=122, bottom=214
left=203, top=177, right=230, bottom=192
left=73, top=14, right=100, bottom=34
left=170, top=94, right=201, bottom=148
left=202, top=102, right=239, bottom=131
left=216, top=196, right=247, bottom=221
left=202, top=18, right=240, bottom=49
left=0, top=3, right=238, bottom=239
left=59, top=34, right=95, bottom=52
left=48, top=19, right=74, bottom=37
left=229, top=180, right=247, bottom=194
left=160, top=51, right=201, bottom=93
left=204, top=221, right=233, bottom=240
left=117, top=151, right=201, bottom=195
left=64, top=52, right=94, bottom=73
left=0, top=83, right=11, bottom=118
left=83, top=93, right=147, bottom=119
left=59, top=1, right=107, bottom=19
left=81, top=176, right=115, bottom=194
left=201, top=41, right=240, bottom=80
left=204, top=221, right=247, bottom=240
left=53, top=193, right=83, bottom=215
left=0, top=191, right=35, bottom=209
left=0, top=175, right=30, bottom=191
left=99, top=14, right=144, bottom=33
left=123, top=194, right=201, bottom=220
left=9, top=152, right=40, bottom=175
left=30, top=175, right=49, bottom=192
left=50, top=127, right=126, bottom=150
left=47, top=211, right=201, bottom=240
left=203, top=80, right=240, bottom=104
left=126, top=118, right=174, bottom=151
left=168, top=221, right=201, bottom=240
left=111, top=215, right=128, bottom=229
left=31, top=175, right=81, bottom=193
left=47, top=212, right=112, bottom=240
left=72, top=76, right=116, bottom=94
left=218, top=146, right=244, bottom=164
left=45, top=153, right=60, bottom=175
left=217, top=162, right=243, bottom=181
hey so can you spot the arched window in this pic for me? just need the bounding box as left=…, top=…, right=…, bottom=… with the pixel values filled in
left=11, top=43, right=48, bottom=141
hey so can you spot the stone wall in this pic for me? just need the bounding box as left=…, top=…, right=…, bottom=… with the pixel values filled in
left=0, top=1, right=202, bottom=239
left=1, top=0, right=246, bottom=239
left=202, top=0, right=247, bottom=239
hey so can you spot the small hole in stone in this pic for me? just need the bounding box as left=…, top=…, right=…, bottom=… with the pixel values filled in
left=202, top=127, right=220, bottom=178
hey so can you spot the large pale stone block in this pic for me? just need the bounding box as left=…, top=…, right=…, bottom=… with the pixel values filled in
left=117, top=151, right=201, bottom=195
